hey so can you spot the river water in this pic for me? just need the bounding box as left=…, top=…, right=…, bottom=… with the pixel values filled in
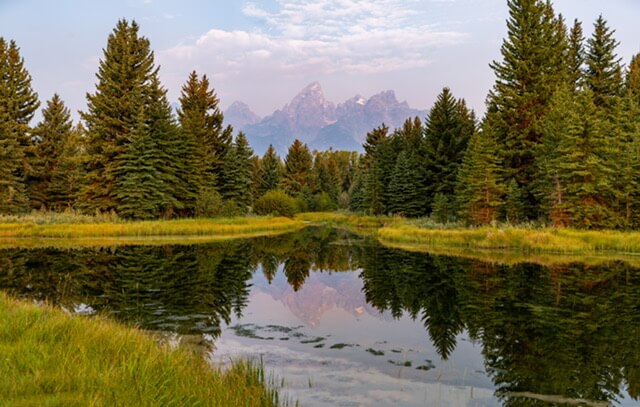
left=1, top=227, right=638, bottom=406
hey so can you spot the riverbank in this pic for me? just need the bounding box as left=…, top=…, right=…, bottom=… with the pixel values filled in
left=0, top=293, right=288, bottom=406
left=377, top=224, right=640, bottom=254
left=4, top=211, right=640, bottom=257
left=0, top=215, right=303, bottom=239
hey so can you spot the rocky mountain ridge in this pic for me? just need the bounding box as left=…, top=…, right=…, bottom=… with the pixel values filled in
left=224, top=81, right=427, bottom=155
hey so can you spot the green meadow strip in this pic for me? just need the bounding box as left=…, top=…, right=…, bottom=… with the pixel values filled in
left=0, top=216, right=304, bottom=239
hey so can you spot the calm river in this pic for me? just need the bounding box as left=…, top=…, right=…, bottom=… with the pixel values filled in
left=1, top=227, right=638, bottom=406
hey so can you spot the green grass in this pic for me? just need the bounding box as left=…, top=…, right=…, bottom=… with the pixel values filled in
left=0, top=293, right=290, bottom=406
left=377, top=224, right=640, bottom=254
left=0, top=215, right=303, bottom=243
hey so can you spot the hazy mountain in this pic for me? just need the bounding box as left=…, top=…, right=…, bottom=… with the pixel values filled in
left=224, top=101, right=261, bottom=131
left=232, top=82, right=427, bottom=155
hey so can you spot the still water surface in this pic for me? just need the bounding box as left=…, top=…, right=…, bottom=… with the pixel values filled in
left=1, top=227, right=638, bottom=406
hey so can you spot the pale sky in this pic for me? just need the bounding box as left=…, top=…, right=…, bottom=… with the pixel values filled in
left=1, top=0, right=639, bottom=120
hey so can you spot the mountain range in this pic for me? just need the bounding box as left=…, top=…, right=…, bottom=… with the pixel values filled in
left=224, top=81, right=427, bottom=155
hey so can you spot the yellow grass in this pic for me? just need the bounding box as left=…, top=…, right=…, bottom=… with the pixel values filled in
left=0, top=216, right=304, bottom=240
left=377, top=225, right=640, bottom=254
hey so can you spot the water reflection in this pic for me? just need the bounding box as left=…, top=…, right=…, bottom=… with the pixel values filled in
left=0, top=228, right=638, bottom=406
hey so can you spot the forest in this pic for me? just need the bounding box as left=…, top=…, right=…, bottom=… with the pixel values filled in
left=1, top=0, right=640, bottom=229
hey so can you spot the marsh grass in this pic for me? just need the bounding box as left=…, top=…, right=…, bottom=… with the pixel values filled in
left=378, top=225, right=640, bottom=255
left=0, top=216, right=303, bottom=240
left=0, top=293, right=290, bottom=406
left=295, top=212, right=398, bottom=230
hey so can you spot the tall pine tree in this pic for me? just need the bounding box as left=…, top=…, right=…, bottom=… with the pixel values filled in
left=221, top=132, right=254, bottom=210
left=486, top=0, right=566, bottom=219
left=80, top=19, right=156, bottom=214
left=0, top=38, right=39, bottom=213
left=456, top=125, right=504, bottom=226
left=29, top=94, right=73, bottom=210
left=258, top=144, right=283, bottom=197
left=585, top=15, right=623, bottom=111
left=281, top=139, right=313, bottom=196
left=423, top=88, right=474, bottom=212
left=178, top=71, right=230, bottom=193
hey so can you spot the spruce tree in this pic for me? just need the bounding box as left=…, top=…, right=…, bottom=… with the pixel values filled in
left=486, top=0, right=566, bottom=219
left=455, top=126, right=504, bottom=226
left=566, top=19, right=585, bottom=91
left=387, top=150, right=424, bottom=217
left=0, top=38, right=39, bottom=213
left=626, top=54, right=640, bottom=105
left=258, top=144, right=283, bottom=197
left=178, top=71, right=228, bottom=192
left=29, top=94, right=73, bottom=210
left=362, top=124, right=391, bottom=215
left=281, top=139, right=313, bottom=196
left=585, top=16, right=623, bottom=110
left=423, top=88, right=474, bottom=212
left=144, top=75, right=190, bottom=217
left=48, top=123, right=86, bottom=210
left=80, top=19, right=155, bottom=214
left=115, top=110, right=165, bottom=219
left=221, top=132, right=254, bottom=210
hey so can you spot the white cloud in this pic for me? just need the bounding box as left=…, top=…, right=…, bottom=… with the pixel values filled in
left=162, top=0, right=468, bottom=77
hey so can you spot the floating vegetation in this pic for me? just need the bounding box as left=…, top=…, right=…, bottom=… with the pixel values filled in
left=300, top=337, right=325, bottom=344
left=388, top=360, right=412, bottom=367
left=330, top=343, right=354, bottom=349
left=230, top=324, right=274, bottom=340
left=366, top=348, right=384, bottom=356
left=313, top=344, right=325, bottom=349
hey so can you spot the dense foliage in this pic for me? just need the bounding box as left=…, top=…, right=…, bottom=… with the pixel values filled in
left=1, top=3, right=640, bottom=229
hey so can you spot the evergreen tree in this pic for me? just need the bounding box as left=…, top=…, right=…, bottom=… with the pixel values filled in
left=144, top=76, right=188, bottom=217
left=387, top=150, right=424, bottom=217
left=423, top=88, right=474, bottom=212
left=626, top=53, right=640, bottom=105
left=115, top=110, right=165, bottom=219
left=48, top=123, right=86, bottom=209
left=486, top=0, right=566, bottom=219
left=456, top=126, right=504, bottom=225
left=80, top=19, right=155, bottom=214
left=551, top=90, right=616, bottom=228
left=178, top=71, right=227, bottom=192
left=281, top=139, right=313, bottom=195
left=362, top=124, right=392, bottom=215
left=29, top=94, right=73, bottom=210
left=258, top=144, right=283, bottom=197
left=314, top=151, right=342, bottom=204
left=566, top=19, right=585, bottom=91
left=585, top=16, right=623, bottom=110
left=221, top=132, right=254, bottom=210
left=0, top=38, right=39, bottom=213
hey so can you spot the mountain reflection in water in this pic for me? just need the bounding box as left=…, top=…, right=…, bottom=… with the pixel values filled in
left=0, top=227, right=638, bottom=406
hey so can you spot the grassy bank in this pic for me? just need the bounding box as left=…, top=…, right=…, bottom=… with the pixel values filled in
left=0, top=293, right=288, bottom=406
left=295, top=212, right=398, bottom=231
left=0, top=216, right=303, bottom=239
left=378, top=225, right=640, bottom=254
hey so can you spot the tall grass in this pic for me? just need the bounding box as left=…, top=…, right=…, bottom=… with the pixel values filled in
left=0, top=216, right=303, bottom=239
left=0, top=293, right=291, bottom=406
left=295, top=212, right=398, bottom=230
left=378, top=225, right=640, bottom=254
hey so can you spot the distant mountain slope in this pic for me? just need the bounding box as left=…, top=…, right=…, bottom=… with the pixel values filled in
left=226, top=82, right=427, bottom=155
left=224, top=101, right=261, bottom=131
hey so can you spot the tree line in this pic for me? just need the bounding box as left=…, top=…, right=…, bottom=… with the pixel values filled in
left=355, top=1, right=640, bottom=229
left=2, top=1, right=640, bottom=228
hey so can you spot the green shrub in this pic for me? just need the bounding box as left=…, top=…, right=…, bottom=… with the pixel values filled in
left=253, top=190, right=298, bottom=217
left=313, top=192, right=337, bottom=212
left=196, top=188, right=244, bottom=217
